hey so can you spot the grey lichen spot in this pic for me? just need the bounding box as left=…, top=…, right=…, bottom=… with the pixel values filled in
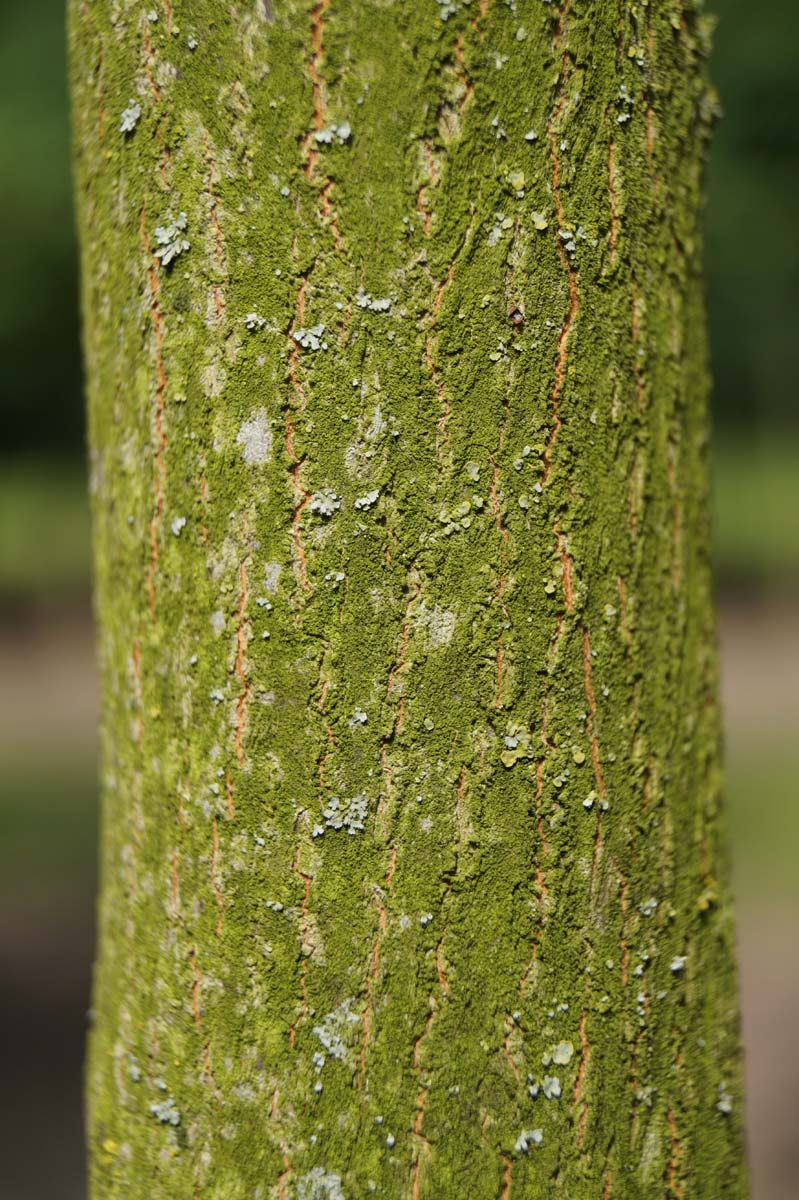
left=244, top=312, right=265, bottom=331
left=617, top=83, right=634, bottom=123
left=200, top=357, right=226, bottom=398
left=355, top=290, right=392, bottom=313
left=353, top=488, right=380, bottom=511
left=500, top=725, right=533, bottom=768
left=717, top=1082, right=733, bottom=1115
left=514, top=1128, right=543, bottom=1154
left=312, top=998, right=361, bottom=1064
left=435, top=0, right=458, bottom=20
left=297, top=1167, right=345, bottom=1200
left=211, top=610, right=226, bottom=636
left=414, top=602, right=457, bottom=648
left=119, top=100, right=142, bottom=135
left=550, top=1040, right=574, bottom=1065
left=313, top=122, right=352, bottom=145
left=316, top=793, right=369, bottom=835
left=171, top=516, right=186, bottom=536
left=153, top=212, right=190, bottom=267
left=263, top=562, right=282, bottom=593
left=348, top=706, right=368, bottom=726
left=149, top=1096, right=180, bottom=1126
left=293, top=323, right=328, bottom=351
left=236, top=407, right=272, bottom=466
left=670, top=955, right=688, bottom=973
left=542, top=1074, right=561, bottom=1099
left=309, top=489, right=341, bottom=518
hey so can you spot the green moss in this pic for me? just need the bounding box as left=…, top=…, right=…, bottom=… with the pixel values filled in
left=70, top=1, right=747, bottom=1197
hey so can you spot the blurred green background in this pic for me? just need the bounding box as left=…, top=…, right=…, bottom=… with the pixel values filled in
left=0, top=2, right=796, bottom=1197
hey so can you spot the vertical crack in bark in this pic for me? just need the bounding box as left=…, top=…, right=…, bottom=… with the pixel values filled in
left=190, top=948, right=203, bottom=1032
left=542, top=3, right=580, bottom=487
left=289, top=837, right=312, bottom=1050
left=608, top=139, right=619, bottom=267
left=572, top=1007, right=591, bottom=1145
left=378, top=567, right=421, bottom=831
left=489, top=436, right=511, bottom=708
left=271, top=1088, right=293, bottom=1197
left=203, top=132, right=227, bottom=321
left=521, top=697, right=552, bottom=984
left=667, top=1105, right=685, bottom=1197
left=500, top=1151, right=513, bottom=1199
left=210, top=814, right=225, bottom=936
left=286, top=271, right=312, bottom=597
left=131, top=639, right=144, bottom=745
left=234, top=554, right=252, bottom=771
left=299, top=0, right=341, bottom=247
left=453, top=32, right=473, bottom=116
left=429, top=264, right=455, bottom=467
left=357, top=846, right=397, bottom=1090
left=141, top=17, right=161, bottom=102
left=139, top=203, right=168, bottom=619
left=416, top=141, right=436, bottom=236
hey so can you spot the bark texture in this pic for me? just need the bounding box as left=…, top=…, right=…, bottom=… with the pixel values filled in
left=69, top=1, right=748, bottom=1197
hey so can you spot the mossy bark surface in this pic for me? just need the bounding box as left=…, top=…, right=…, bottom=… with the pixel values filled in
left=70, top=1, right=748, bottom=1196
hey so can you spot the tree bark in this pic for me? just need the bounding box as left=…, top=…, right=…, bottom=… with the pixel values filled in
left=69, top=1, right=748, bottom=1196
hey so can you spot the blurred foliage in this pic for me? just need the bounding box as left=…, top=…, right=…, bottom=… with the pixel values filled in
left=0, top=456, right=90, bottom=597
left=706, top=0, right=799, bottom=433
left=0, top=1, right=82, bottom=453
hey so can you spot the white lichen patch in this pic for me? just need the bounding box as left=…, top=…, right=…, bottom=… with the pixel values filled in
left=244, top=312, right=265, bottom=331
left=312, top=998, right=361, bottom=1065
left=293, top=323, right=328, bottom=351
left=353, top=488, right=380, bottom=511
left=149, top=1096, right=180, bottom=1126
left=314, top=793, right=369, bottom=836
left=153, top=211, right=190, bottom=267
left=313, top=121, right=352, bottom=145
left=171, top=516, right=187, bottom=536
left=120, top=99, right=142, bottom=134
left=717, top=1081, right=733, bottom=1115
left=542, top=1074, right=561, bottom=1099
left=309, top=489, right=341, bottom=518
left=514, top=1128, right=543, bottom=1154
left=236, top=407, right=272, bottom=466
left=297, top=1167, right=345, bottom=1200
left=211, top=610, right=226, bottom=636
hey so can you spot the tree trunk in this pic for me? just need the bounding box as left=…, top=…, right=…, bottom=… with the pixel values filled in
left=69, top=1, right=748, bottom=1196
